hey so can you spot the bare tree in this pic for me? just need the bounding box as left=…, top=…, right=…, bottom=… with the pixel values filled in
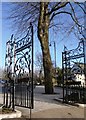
left=35, top=52, right=43, bottom=72
left=5, top=2, right=85, bottom=93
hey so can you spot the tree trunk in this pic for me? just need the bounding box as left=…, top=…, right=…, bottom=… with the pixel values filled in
left=38, top=2, right=54, bottom=94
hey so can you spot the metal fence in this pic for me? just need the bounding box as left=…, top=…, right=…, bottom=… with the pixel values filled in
left=63, top=84, right=86, bottom=104
left=15, top=83, right=33, bottom=108
left=2, top=80, right=33, bottom=109
left=2, top=81, right=14, bottom=108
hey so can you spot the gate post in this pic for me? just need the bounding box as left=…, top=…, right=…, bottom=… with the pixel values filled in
left=29, top=23, right=33, bottom=120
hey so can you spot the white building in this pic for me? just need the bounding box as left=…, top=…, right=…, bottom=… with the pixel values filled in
left=75, top=74, right=85, bottom=86
left=71, top=63, right=86, bottom=86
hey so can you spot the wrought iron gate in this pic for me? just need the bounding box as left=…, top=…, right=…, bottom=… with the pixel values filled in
left=4, top=24, right=33, bottom=110
left=62, top=39, right=86, bottom=104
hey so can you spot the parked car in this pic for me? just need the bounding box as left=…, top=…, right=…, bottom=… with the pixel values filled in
left=0, top=79, right=6, bottom=84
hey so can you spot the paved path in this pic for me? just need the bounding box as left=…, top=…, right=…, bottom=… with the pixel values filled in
left=16, top=86, right=85, bottom=119
left=16, top=101, right=85, bottom=119
left=0, top=86, right=86, bottom=119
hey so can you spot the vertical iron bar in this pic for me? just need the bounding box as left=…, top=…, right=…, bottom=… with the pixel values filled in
left=6, top=81, right=8, bottom=108
left=83, top=40, right=86, bottom=103
left=31, top=23, right=34, bottom=109
left=62, top=52, right=64, bottom=103
left=65, top=51, right=68, bottom=103
left=27, top=85, right=28, bottom=107
left=21, top=84, right=22, bottom=106
left=83, top=40, right=86, bottom=87
left=12, top=40, right=16, bottom=111
left=9, top=83, right=11, bottom=107
left=3, top=83, right=5, bottom=105
left=12, top=80, right=14, bottom=111
left=24, top=85, right=25, bottom=106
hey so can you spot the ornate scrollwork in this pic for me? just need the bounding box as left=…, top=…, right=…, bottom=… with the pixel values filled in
left=5, top=24, right=33, bottom=81
left=64, top=40, right=85, bottom=61
left=14, top=51, right=32, bottom=81
left=15, top=28, right=32, bottom=53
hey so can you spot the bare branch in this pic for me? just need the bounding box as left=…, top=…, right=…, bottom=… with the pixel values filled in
left=75, top=2, right=86, bottom=14
left=69, top=3, right=79, bottom=25
left=48, top=2, right=69, bottom=15
left=50, top=11, right=81, bottom=27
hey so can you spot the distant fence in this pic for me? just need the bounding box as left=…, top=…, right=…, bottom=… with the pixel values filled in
left=63, top=84, right=86, bottom=104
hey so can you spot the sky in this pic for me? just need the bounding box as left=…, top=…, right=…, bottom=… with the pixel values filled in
left=0, top=2, right=85, bottom=71
left=0, top=3, right=2, bottom=69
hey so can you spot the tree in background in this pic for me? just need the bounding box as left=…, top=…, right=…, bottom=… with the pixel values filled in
left=35, top=52, right=44, bottom=85
left=56, top=67, right=63, bottom=86
left=35, top=52, right=43, bottom=74
left=6, top=2, right=85, bottom=93
left=0, top=68, right=9, bottom=81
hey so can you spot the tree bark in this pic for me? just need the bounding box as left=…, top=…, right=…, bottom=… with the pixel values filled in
left=38, top=2, right=54, bottom=94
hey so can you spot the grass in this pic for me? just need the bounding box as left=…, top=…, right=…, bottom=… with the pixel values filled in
left=0, top=107, right=15, bottom=114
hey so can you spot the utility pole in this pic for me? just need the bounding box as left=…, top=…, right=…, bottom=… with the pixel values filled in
left=54, top=41, right=56, bottom=74
left=49, top=41, right=57, bottom=75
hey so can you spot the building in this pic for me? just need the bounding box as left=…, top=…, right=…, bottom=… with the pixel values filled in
left=71, top=63, right=85, bottom=86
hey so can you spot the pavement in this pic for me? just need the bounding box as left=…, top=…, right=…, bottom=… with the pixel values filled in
left=0, top=85, right=86, bottom=119
left=16, top=86, right=85, bottom=119
left=16, top=101, right=85, bottom=119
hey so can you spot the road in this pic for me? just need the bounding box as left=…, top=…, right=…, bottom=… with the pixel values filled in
left=34, top=85, right=63, bottom=103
